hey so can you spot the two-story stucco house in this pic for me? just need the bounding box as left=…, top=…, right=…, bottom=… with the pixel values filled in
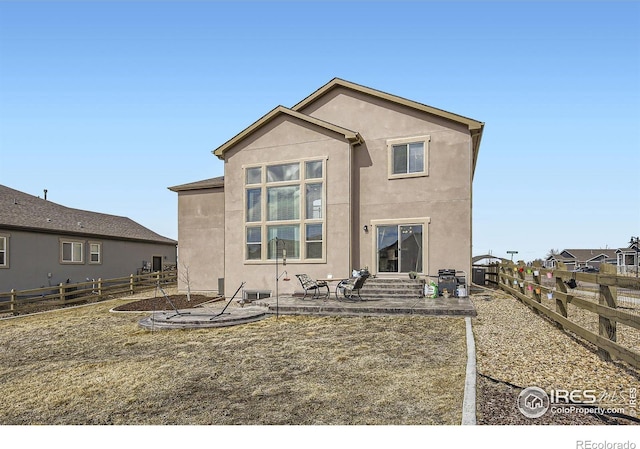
left=170, top=78, right=484, bottom=296
left=0, top=184, right=177, bottom=292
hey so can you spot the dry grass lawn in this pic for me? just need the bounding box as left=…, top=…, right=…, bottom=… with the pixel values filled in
left=0, top=296, right=467, bottom=425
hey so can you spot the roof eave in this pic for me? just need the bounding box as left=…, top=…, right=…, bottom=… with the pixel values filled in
left=293, top=78, right=485, bottom=131
left=168, top=177, right=225, bottom=192
left=0, top=223, right=177, bottom=245
left=212, top=105, right=361, bottom=160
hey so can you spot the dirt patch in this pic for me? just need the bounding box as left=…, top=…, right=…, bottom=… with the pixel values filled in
left=112, top=294, right=221, bottom=311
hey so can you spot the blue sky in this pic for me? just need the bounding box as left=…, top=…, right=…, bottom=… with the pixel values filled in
left=1, top=0, right=638, bottom=262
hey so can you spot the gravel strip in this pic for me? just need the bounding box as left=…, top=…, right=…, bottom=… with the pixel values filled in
left=471, top=288, right=639, bottom=425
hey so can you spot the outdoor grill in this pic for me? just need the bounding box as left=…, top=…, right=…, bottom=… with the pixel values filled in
left=437, top=269, right=458, bottom=297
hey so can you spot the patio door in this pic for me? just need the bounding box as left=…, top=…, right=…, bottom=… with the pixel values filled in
left=376, top=224, right=423, bottom=274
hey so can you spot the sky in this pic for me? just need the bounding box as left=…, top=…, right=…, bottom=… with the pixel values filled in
left=0, top=0, right=639, bottom=264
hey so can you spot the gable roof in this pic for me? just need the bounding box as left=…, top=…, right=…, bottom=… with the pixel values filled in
left=169, top=176, right=225, bottom=192
left=550, top=249, right=618, bottom=262
left=293, top=78, right=485, bottom=175
left=213, top=106, right=363, bottom=159
left=0, top=185, right=176, bottom=245
left=294, top=78, right=484, bottom=131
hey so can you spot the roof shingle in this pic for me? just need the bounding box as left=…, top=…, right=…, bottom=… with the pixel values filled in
left=0, top=185, right=176, bottom=245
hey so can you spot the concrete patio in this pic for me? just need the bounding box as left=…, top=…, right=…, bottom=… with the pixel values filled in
left=137, top=292, right=477, bottom=330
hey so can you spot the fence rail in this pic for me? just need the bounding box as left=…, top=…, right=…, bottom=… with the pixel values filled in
left=488, top=263, right=640, bottom=369
left=0, top=270, right=177, bottom=316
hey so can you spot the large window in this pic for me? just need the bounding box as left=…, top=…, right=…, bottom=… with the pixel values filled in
left=244, top=158, right=325, bottom=262
left=61, top=240, right=83, bottom=264
left=387, top=135, right=430, bottom=179
left=0, top=235, right=8, bottom=268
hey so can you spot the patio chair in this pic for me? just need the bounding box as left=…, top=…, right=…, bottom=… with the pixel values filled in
left=335, top=271, right=370, bottom=301
left=295, top=274, right=330, bottom=300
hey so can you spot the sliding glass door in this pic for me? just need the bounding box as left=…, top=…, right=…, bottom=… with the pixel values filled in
left=376, top=224, right=423, bottom=273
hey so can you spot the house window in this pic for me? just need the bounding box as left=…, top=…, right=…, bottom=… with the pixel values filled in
left=268, top=225, right=300, bottom=259
left=306, top=224, right=323, bottom=259
left=0, top=234, right=8, bottom=268
left=89, top=242, right=102, bottom=264
left=246, top=188, right=262, bottom=222
left=387, top=135, right=430, bottom=179
left=244, top=158, right=325, bottom=262
left=267, top=186, right=300, bottom=221
left=246, top=227, right=262, bottom=260
left=61, top=240, right=83, bottom=264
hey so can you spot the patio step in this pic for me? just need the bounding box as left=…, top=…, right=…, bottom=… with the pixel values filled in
left=359, top=277, right=425, bottom=299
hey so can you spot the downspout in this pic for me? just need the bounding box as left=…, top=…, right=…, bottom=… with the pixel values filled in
left=468, top=127, right=482, bottom=280
left=469, top=132, right=473, bottom=280
left=348, top=133, right=363, bottom=275
left=348, top=140, right=353, bottom=274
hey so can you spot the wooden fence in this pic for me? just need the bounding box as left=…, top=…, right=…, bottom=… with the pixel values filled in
left=487, top=263, right=640, bottom=369
left=0, top=270, right=177, bottom=316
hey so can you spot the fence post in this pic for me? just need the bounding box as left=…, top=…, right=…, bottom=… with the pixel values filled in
left=59, top=283, right=65, bottom=304
left=597, top=263, right=618, bottom=361
left=517, top=265, right=526, bottom=295
left=10, top=288, right=16, bottom=315
left=98, top=278, right=102, bottom=298
left=130, top=274, right=134, bottom=295
left=531, top=269, right=542, bottom=315
left=554, top=274, right=568, bottom=329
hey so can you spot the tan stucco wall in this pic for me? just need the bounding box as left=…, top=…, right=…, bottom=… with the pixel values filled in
left=176, top=188, right=225, bottom=293
left=177, top=85, right=478, bottom=296
left=222, top=114, right=353, bottom=296
left=299, top=87, right=474, bottom=279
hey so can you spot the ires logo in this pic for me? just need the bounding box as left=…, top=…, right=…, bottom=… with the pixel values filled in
left=518, top=387, right=598, bottom=418
left=549, top=389, right=597, bottom=404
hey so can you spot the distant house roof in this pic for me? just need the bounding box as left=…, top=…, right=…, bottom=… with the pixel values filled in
left=212, top=105, right=363, bottom=159
left=168, top=176, right=225, bottom=192
left=0, top=185, right=176, bottom=245
left=616, top=241, right=639, bottom=253
left=547, top=249, right=618, bottom=262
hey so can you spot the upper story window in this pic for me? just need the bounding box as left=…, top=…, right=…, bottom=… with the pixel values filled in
left=89, top=242, right=102, bottom=264
left=244, top=158, right=326, bottom=263
left=387, top=135, right=430, bottom=179
left=61, top=240, right=83, bottom=264
left=0, top=234, right=8, bottom=268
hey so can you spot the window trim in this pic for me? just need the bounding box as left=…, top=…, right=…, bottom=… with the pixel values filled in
left=60, top=239, right=84, bottom=264
left=387, top=135, right=430, bottom=180
left=0, top=233, right=9, bottom=269
left=243, top=157, right=327, bottom=264
left=89, top=241, right=102, bottom=265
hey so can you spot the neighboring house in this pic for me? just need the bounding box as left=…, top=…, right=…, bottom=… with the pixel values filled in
left=0, top=185, right=177, bottom=292
left=617, top=241, right=639, bottom=275
left=544, top=248, right=619, bottom=271
left=170, top=78, right=484, bottom=296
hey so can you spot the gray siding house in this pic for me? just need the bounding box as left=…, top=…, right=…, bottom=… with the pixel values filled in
left=0, top=185, right=177, bottom=292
